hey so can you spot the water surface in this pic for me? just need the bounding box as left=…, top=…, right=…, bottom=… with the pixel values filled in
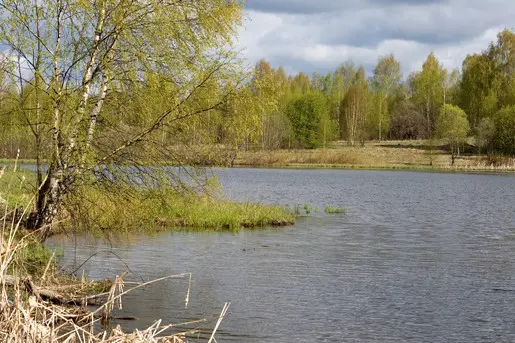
left=47, top=169, right=515, bottom=342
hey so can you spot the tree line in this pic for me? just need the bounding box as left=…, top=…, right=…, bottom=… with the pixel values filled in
left=2, top=29, right=515, bottom=161
left=246, top=29, right=515, bottom=156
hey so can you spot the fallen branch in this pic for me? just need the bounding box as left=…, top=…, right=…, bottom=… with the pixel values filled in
left=2, top=274, right=106, bottom=305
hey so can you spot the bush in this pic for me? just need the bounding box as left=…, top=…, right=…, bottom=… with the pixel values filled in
left=435, top=104, right=470, bottom=142
left=390, top=100, right=428, bottom=140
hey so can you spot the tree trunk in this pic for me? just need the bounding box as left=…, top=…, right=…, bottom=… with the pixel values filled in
left=378, top=96, right=382, bottom=141
left=28, top=166, right=71, bottom=242
left=451, top=143, right=456, bottom=166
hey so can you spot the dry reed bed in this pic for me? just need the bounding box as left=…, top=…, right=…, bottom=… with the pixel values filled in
left=234, top=147, right=515, bottom=172
left=234, top=146, right=448, bottom=167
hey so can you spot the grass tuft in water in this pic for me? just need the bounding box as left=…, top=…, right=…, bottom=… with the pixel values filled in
left=324, top=205, right=347, bottom=215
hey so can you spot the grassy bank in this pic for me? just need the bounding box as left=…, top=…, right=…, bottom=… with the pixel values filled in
left=3, top=141, right=514, bottom=173
left=64, top=185, right=294, bottom=234
left=0, top=167, right=294, bottom=235
left=0, top=158, right=38, bottom=165
left=0, top=167, right=34, bottom=205
left=233, top=140, right=515, bottom=172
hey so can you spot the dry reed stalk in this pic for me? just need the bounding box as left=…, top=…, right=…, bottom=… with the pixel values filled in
left=185, top=273, right=192, bottom=309
left=1, top=246, right=222, bottom=342
left=1, top=226, right=228, bottom=342
left=207, top=302, right=230, bottom=343
left=41, top=251, right=56, bottom=281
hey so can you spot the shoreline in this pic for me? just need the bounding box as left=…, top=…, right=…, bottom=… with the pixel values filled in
left=230, top=162, right=515, bottom=174
left=2, top=159, right=514, bottom=175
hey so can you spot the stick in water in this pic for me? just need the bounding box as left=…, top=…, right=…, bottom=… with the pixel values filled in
left=208, top=302, right=230, bottom=343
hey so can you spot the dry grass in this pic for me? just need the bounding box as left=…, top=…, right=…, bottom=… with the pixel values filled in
left=234, top=140, right=515, bottom=172
left=0, top=226, right=229, bottom=342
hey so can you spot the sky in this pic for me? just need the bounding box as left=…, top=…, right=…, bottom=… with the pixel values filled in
left=235, top=0, right=515, bottom=76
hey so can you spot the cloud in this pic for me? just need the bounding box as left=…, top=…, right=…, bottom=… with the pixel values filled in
left=237, top=0, right=515, bottom=76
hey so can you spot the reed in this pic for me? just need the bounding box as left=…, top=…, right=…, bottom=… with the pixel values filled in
left=0, top=241, right=228, bottom=342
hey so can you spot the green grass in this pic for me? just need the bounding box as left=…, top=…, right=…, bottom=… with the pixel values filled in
left=0, top=167, right=295, bottom=233
left=66, top=186, right=294, bottom=233
left=324, top=205, right=347, bottom=214
left=0, top=167, right=35, bottom=207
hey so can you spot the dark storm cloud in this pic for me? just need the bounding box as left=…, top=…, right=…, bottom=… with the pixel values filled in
left=313, top=1, right=515, bottom=47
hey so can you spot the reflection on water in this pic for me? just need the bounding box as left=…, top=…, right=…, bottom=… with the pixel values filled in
left=47, top=169, right=515, bottom=342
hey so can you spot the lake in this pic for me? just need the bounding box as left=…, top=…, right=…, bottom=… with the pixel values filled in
left=47, top=168, right=515, bottom=342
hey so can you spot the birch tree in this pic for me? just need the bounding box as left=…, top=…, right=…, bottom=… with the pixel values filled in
left=410, top=53, right=446, bottom=136
left=0, top=0, right=244, bottom=240
left=340, top=68, right=369, bottom=146
left=435, top=104, right=470, bottom=164
left=371, top=54, right=402, bottom=140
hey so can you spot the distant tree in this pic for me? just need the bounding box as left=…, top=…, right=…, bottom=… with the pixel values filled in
left=290, top=73, right=311, bottom=96
left=371, top=54, right=402, bottom=140
left=476, top=117, right=496, bottom=155
left=435, top=104, right=470, bottom=164
left=492, top=106, right=515, bottom=155
left=340, top=68, right=369, bottom=145
left=410, top=53, right=446, bottom=136
left=390, top=101, right=428, bottom=140
left=487, top=29, right=515, bottom=106
left=285, top=93, right=333, bottom=149
left=459, top=54, right=498, bottom=127
left=311, top=72, right=324, bottom=92
left=459, top=29, right=515, bottom=128
left=443, top=68, right=460, bottom=106
left=321, top=73, right=334, bottom=95
left=262, top=112, right=294, bottom=149
left=335, top=61, right=358, bottom=89
left=251, top=59, right=281, bottom=149
left=330, top=73, right=345, bottom=134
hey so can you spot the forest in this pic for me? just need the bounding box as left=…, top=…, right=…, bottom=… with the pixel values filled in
left=1, top=29, right=515, bottom=161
